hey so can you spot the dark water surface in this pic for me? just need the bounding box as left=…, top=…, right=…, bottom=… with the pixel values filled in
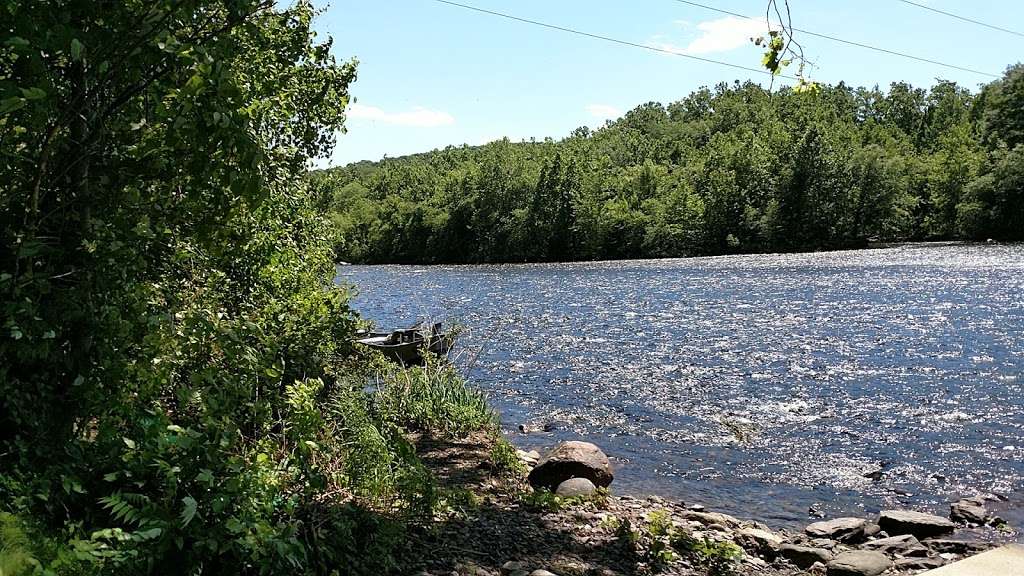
left=338, top=244, right=1024, bottom=532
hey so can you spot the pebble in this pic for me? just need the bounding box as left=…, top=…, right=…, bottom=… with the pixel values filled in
left=501, top=561, right=529, bottom=575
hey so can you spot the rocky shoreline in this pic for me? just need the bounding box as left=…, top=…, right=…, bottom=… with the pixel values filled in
left=401, top=435, right=1019, bottom=576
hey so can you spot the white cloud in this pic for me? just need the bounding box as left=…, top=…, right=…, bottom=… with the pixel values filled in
left=347, top=103, right=455, bottom=128
left=648, top=16, right=769, bottom=56
left=585, top=104, right=622, bottom=120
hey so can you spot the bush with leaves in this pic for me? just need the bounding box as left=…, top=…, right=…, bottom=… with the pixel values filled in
left=0, top=0, right=472, bottom=574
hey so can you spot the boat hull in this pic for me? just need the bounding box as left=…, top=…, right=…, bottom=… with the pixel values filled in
left=355, top=331, right=453, bottom=365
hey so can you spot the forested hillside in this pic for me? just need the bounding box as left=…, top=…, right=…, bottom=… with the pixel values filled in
left=315, top=67, right=1024, bottom=264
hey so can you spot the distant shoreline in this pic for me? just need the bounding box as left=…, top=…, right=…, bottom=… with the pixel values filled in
left=338, top=240, right=1018, bottom=267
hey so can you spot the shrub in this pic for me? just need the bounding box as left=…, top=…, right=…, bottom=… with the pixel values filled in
left=371, top=355, right=495, bottom=437
left=521, top=488, right=610, bottom=512
left=488, top=437, right=526, bottom=475
left=613, top=509, right=742, bottom=575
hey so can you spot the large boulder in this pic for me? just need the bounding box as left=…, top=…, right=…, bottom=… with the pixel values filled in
left=877, top=510, right=955, bottom=539
left=806, top=517, right=868, bottom=543
left=527, top=441, right=613, bottom=490
left=779, top=544, right=833, bottom=568
left=826, top=550, right=892, bottom=576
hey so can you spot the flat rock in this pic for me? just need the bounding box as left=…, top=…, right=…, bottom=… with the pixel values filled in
left=895, top=556, right=947, bottom=571
left=527, top=441, right=613, bottom=490
left=780, top=543, right=834, bottom=568
left=806, top=517, right=868, bottom=543
left=516, top=449, right=540, bottom=463
left=826, top=550, right=892, bottom=576
left=810, top=538, right=838, bottom=549
left=736, top=527, right=785, bottom=555
left=878, top=510, right=955, bottom=539
left=555, top=477, right=597, bottom=498
left=950, top=500, right=989, bottom=525
left=924, top=539, right=995, bottom=555
left=681, top=510, right=741, bottom=528
left=860, top=534, right=928, bottom=557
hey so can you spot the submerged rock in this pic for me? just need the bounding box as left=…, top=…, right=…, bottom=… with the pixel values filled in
left=877, top=510, right=955, bottom=539
left=527, top=441, right=613, bottom=491
left=826, top=550, right=892, bottom=576
left=555, top=477, right=597, bottom=498
left=806, top=517, right=868, bottom=543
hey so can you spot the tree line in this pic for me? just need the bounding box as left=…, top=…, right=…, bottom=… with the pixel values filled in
left=315, top=66, right=1024, bottom=264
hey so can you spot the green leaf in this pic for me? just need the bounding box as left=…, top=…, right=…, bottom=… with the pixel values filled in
left=123, top=437, right=136, bottom=449
left=136, top=527, right=162, bottom=540
left=0, top=97, right=25, bottom=115
left=20, top=87, right=46, bottom=100
left=70, top=38, right=84, bottom=60
left=195, top=469, right=214, bottom=485
left=180, top=496, right=197, bottom=527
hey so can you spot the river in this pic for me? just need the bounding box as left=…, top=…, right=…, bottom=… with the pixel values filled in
left=337, top=243, right=1024, bottom=531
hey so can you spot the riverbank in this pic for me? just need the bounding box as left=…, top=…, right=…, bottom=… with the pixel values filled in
left=395, top=432, right=1018, bottom=576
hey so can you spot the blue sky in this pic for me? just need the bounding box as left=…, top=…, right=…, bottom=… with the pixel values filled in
left=313, top=0, right=1023, bottom=167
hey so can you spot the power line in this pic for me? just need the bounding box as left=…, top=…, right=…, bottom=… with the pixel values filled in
left=430, top=0, right=799, bottom=80
left=667, top=0, right=1000, bottom=78
left=895, top=0, right=1024, bottom=39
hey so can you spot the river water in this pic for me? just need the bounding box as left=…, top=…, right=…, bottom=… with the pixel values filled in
left=337, top=243, right=1024, bottom=531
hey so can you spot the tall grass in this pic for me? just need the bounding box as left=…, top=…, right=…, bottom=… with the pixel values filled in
left=370, top=353, right=496, bottom=438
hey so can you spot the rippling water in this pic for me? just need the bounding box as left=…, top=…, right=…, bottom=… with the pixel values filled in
left=338, top=243, right=1024, bottom=532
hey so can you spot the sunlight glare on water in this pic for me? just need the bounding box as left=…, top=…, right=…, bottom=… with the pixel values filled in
left=338, top=243, right=1024, bottom=530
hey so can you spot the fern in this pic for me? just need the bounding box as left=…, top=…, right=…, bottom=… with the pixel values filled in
left=99, top=492, right=154, bottom=527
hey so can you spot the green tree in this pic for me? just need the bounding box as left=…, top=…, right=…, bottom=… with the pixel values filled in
left=0, top=1, right=424, bottom=573
left=981, top=64, right=1024, bottom=148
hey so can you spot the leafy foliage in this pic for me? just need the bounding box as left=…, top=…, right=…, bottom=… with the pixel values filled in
left=488, top=437, right=527, bottom=476
left=613, top=510, right=741, bottom=575
left=318, top=70, right=1024, bottom=264
left=521, top=488, right=611, bottom=513
left=0, top=1, right=501, bottom=574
